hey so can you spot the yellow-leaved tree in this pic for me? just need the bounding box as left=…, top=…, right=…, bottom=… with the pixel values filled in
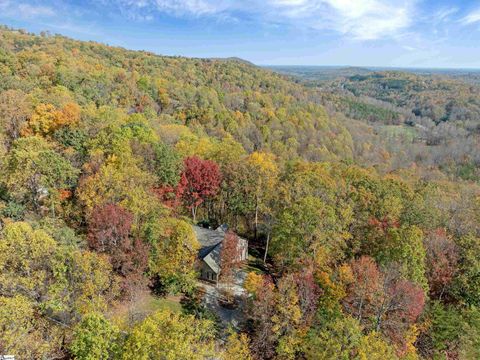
left=122, top=309, right=216, bottom=360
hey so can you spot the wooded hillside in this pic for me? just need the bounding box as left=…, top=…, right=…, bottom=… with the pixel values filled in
left=0, top=27, right=479, bottom=359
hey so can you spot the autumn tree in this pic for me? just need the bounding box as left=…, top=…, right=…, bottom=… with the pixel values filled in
left=222, top=330, right=254, bottom=360
left=21, top=102, right=81, bottom=137
left=246, top=273, right=314, bottom=359
left=220, top=230, right=242, bottom=283
left=70, top=313, right=121, bottom=360
left=247, top=275, right=277, bottom=359
left=77, top=155, right=155, bottom=219
left=87, top=203, right=148, bottom=294
left=273, top=275, right=304, bottom=359
left=343, top=256, right=425, bottom=352
left=177, top=156, right=222, bottom=222
left=245, top=152, right=278, bottom=241
left=0, top=89, right=30, bottom=148
left=121, top=309, right=216, bottom=359
left=0, top=295, right=62, bottom=359
left=144, top=217, right=199, bottom=294
left=0, top=222, right=118, bottom=357
left=292, top=267, right=322, bottom=326
left=2, top=136, right=79, bottom=210
left=88, top=203, right=133, bottom=253
left=424, top=228, right=458, bottom=300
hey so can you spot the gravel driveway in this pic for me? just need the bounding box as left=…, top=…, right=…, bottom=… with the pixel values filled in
left=197, top=269, right=248, bottom=331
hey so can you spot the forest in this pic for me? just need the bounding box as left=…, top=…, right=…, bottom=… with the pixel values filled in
left=0, top=26, right=480, bottom=359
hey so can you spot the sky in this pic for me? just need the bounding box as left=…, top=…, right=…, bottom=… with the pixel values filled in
left=1, top=0, right=480, bottom=68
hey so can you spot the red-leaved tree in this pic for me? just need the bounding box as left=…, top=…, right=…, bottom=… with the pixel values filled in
left=87, top=203, right=149, bottom=295
left=220, top=230, right=242, bottom=283
left=291, top=267, right=322, bottom=326
left=87, top=203, right=133, bottom=253
left=177, top=156, right=221, bottom=222
left=247, top=275, right=277, bottom=359
left=424, top=228, right=459, bottom=300
left=343, top=256, right=425, bottom=353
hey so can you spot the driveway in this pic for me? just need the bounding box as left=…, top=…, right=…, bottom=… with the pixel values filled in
left=197, top=269, right=248, bottom=331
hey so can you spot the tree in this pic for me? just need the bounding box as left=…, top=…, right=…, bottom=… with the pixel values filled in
left=61, top=249, right=119, bottom=317
left=144, top=217, right=199, bottom=294
left=177, top=156, right=221, bottom=222
left=0, top=295, right=61, bottom=359
left=303, top=316, right=397, bottom=360
left=453, top=234, right=480, bottom=306
left=222, top=330, right=253, bottom=360
left=88, top=203, right=133, bottom=254
left=70, top=313, right=120, bottom=360
left=121, top=309, right=216, bottom=359
left=382, top=225, right=428, bottom=292
left=272, top=196, right=348, bottom=270
left=21, top=102, right=80, bottom=137
left=87, top=203, right=148, bottom=295
left=2, top=136, right=79, bottom=210
left=424, top=229, right=458, bottom=300
left=152, top=142, right=182, bottom=187
left=220, top=230, right=242, bottom=283
left=245, top=152, right=278, bottom=241
left=0, top=222, right=119, bottom=358
left=247, top=276, right=277, bottom=359
left=291, top=268, right=321, bottom=326
left=247, top=273, right=311, bottom=359
left=77, top=155, right=155, bottom=219
left=343, top=257, right=425, bottom=352
left=0, top=89, right=30, bottom=148
left=273, top=275, right=304, bottom=359
left=343, top=256, right=383, bottom=324
left=0, top=222, right=58, bottom=301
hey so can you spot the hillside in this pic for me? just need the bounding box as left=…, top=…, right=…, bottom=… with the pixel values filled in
left=0, top=26, right=352, bottom=162
left=0, top=27, right=480, bottom=360
left=271, top=66, right=480, bottom=180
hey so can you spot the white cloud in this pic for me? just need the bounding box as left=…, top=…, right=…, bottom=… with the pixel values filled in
left=462, top=8, right=480, bottom=25
left=105, top=0, right=418, bottom=40
left=0, top=0, right=55, bottom=18
left=149, top=0, right=415, bottom=40
left=269, top=0, right=417, bottom=40
left=432, top=7, right=458, bottom=23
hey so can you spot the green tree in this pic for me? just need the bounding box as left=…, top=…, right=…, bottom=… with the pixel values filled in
left=272, top=196, right=349, bottom=270
left=0, top=295, right=61, bottom=359
left=2, top=136, right=78, bottom=209
left=453, top=234, right=480, bottom=305
left=152, top=142, right=182, bottom=187
left=144, top=217, right=199, bottom=294
left=70, top=313, right=120, bottom=360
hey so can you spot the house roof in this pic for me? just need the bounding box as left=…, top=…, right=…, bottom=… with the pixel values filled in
left=193, top=225, right=247, bottom=275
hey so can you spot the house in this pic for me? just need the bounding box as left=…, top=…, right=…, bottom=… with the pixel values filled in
left=194, top=225, right=248, bottom=284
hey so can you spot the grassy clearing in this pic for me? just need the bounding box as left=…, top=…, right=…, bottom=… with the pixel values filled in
left=109, top=291, right=182, bottom=329
left=146, top=295, right=183, bottom=313
left=379, top=125, right=417, bottom=141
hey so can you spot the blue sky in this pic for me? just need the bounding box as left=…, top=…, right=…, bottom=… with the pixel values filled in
left=1, top=0, right=480, bottom=68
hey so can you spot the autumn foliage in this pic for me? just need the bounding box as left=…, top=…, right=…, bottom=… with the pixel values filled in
left=87, top=203, right=149, bottom=294
left=177, top=156, right=222, bottom=222
left=220, top=230, right=242, bottom=282
left=343, top=256, right=425, bottom=353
